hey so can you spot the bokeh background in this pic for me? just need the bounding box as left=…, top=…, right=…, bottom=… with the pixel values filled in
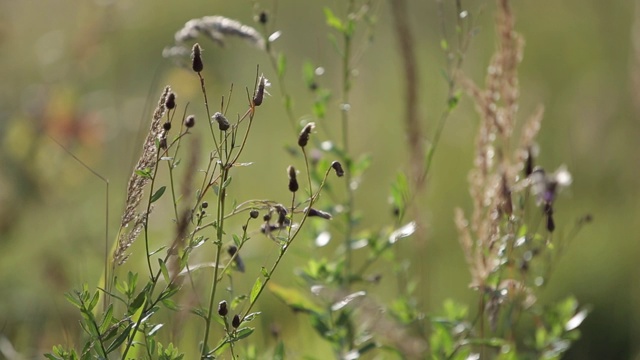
left=0, top=0, right=638, bottom=359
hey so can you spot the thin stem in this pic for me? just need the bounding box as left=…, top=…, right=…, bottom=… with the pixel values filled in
left=341, top=0, right=356, bottom=290
left=201, top=166, right=230, bottom=357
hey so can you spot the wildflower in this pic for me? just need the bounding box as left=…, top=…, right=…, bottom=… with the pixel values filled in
left=529, top=165, right=572, bottom=206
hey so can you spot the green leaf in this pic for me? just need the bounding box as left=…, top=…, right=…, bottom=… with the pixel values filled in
left=150, top=186, right=166, bottom=203
left=232, top=234, right=241, bottom=247
left=277, top=53, right=287, bottom=77
left=162, top=298, right=179, bottom=311
left=302, top=61, right=316, bottom=88
left=135, top=168, right=152, bottom=179
left=87, top=290, right=100, bottom=312
left=250, top=277, right=263, bottom=304
left=64, top=292, right=82, bottom=309
left=221, top=176, right=233, bottom=190
left=106, top=324, right=132, bottom=353
left=268, top=283, right=322, bottom=314
left=190, top=307, right=207, bottom=320
left=234, top=327, right=254, bottom=341
left=158, top=258, right=170, bottom=284
left=273, top=340, right=285, bottom=360
left=148, top=324, right=163, bottom=336
left=323, top=7, right=344, bottom=32
left=99, top=304, right=114, bottom=333
left=243, top=312, right=261, bottom=323
left=440, top=38, right=449, bottom=51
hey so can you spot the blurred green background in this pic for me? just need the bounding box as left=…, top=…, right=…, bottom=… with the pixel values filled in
left=0, top=0, right=638, bottom=358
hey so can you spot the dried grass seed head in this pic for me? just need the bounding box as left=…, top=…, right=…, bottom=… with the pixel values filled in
left=191, top=43, right=204, bottom=72
left=114, top=86, right=170, bottom=264
left=298, top=122, right=316, bottom=148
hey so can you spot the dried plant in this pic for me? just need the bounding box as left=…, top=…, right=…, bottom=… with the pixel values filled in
left=113, top=86, right=170, bottom=265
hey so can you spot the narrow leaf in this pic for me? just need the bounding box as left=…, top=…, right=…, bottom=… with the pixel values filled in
left=250, top=277, right=263, bottom=304
left=150, top=186, right=166, bottom=203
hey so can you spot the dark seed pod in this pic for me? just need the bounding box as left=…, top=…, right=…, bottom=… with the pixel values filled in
left=253, top=75, right=269, bottom=106
left=192, top=43, right=204, bottom=73
left=546, top=213, right=555, bottom=232
left=258, top=11, right=268, bottom=24
left=331, top=161, right=344, bottom=177
left=232, top=314, right=241, bottom=328
left=163, top=121, right=171, bottom=131
left=287, top=166, right=298, bottom=192
left=202, top=201, right=208, bottom=209
left=250, top=209, right=259, bottom=219
left=185, top=115, right=196, bottom=128
left=274, top=205, right=288, bottom=226
left=159, top=138, right=167, bottom=150
left=525, top=146, right=534, bottom=177
left=213, top=112, right=230, bottom=131
left=304, top=207, right=332, bottom=220
left=166, top=92, right=176, bottom=110
left=218, top=300, right=228, bottom=316
left=298, top=123, right=315, bottom=148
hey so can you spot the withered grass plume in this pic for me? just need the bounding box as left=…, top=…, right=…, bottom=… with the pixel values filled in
left=113, top=86, right=170, bottom=265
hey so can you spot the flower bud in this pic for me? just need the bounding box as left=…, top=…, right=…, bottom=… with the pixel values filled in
left=217, top=300, right=228, bottom=316
left=192, top=43, right=203, bottom=73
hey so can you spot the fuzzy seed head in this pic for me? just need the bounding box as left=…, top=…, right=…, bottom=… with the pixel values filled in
left=191, top=43, right=204, bottom=72
left=298, top=122, right=316, bottom=148
left=213, top=112, right=230, bottom=131
left=331, top=161, right=344, bottom=177
left=185, top=115, right=196, bottom=128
